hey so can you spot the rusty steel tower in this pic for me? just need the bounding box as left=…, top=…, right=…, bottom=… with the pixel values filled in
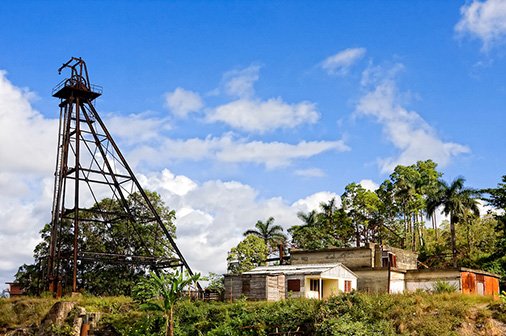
left=47, top=57, right=195, bottom=295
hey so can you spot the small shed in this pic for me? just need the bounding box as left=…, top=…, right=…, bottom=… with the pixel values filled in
left=405, top=268, right=500, bottom=296
left=5, top=282, right=25, bottom=297
left=224, top=263, right=357, bottom=301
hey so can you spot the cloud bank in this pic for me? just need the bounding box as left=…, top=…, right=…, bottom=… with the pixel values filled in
left=356, top=65, right=470, bottom=173
left=456, top=0, right=506, bottom=50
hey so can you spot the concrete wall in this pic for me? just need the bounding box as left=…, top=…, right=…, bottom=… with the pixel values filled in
left=291, top=247, right=374, bottom=269
left=352, top=268, right=406, bottom=293
left=386, top=246, right=418, bottom=270
left=353, top=269, right=389, bottom=293
left=405, top=269, right=461, bottom=292
left=291, top=243, right=417, bottom=271
left=390, top=270, right=406, bottom=293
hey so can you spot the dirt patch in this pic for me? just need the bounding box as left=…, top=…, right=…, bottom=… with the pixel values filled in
left=459, top=303, right=506, bottom=336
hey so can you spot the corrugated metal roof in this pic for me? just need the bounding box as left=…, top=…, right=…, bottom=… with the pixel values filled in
left=243, top=263, right=353, bottom=276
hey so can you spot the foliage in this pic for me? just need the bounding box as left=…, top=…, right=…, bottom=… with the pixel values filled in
left=227, top=235, right=269, bottom=274
left=289, top=198, right=354, bottom=250
left=243, top=217, right=287, bottom=252
left=102, top=312, right=165, bottom=336
left=15, top=190, right=177, bottom=296
left=426, top=177, right=480, bottom=267
left=203, top=272, right=225, bottom=295
left=0, top=296, right=56, bottom=329
left=480, top=176, right=506, bottom=287
left=0, top=293, right=498, bottom=335
left=342, top=183, right=383, bottom=247
left=432, top=280, right=458, bottom=293
left=135, top=270, right=201, bottom=336
left=288, top=160, right=445, bottom=251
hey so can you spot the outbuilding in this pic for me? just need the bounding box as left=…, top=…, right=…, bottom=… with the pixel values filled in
left=224, top=263, right=357, bottom=301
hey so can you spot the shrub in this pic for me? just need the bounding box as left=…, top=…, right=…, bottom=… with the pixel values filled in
left=432, top=280, right=458, bottom=293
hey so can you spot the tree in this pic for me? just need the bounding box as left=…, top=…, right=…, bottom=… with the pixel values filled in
left=134, top=270, right=200, bottom=336
left=377, top=160, right=442, bottom=250
left=479, top=176, right=506, bottom=285
left=203, top=272, right=225, bottom=295
left=288, top=198, right=354, bottom=250
left=426, top=177, right=480, bottom=267
left=243, top=217, right=287, bottom=252
left=289, top=210, right=327, bottom=250
left=227, top=235, right=269, bottom=274
left=16, top=190, right=177, bottom=296
left=341, top=183, right=382, bottom=247
left=483, top=175, right=506, bottom=235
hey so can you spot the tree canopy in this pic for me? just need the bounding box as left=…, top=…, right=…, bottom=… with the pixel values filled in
left=243, top=217, right=287, bottom=252
left=227, top=235, right=269, bottom=275
left=16, top=190, right=178, bottom=296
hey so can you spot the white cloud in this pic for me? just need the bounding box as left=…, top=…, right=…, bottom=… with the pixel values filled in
left=356, top=67, right=469, bottom=173
left=223, top=65, right=260, bottom=98
left=205, top=65, right=320, bottom=133
left=130, top=134, right=349, bottom=169
left=208, top=98, right=320, bottom=133
left=321, top=48, right=367, bottom=75
left=0, top=70, right=58, bottom=174
left=139, top=169, right=197, bottom=196
left=164, top=87, right=204, bottom=117
left=294, top=168, right=326, bottom=178
left=138, top=169, right=336, bottom=274
left=455, top=0, right=506, bottom=50
left=359, top=179, right=379, bottom=191
left=360, top=62, right=405, bottom=87
left=105, top=113, right=169, bottom=144
left=291, top=191, right=341, bottom=213
left=0, top=70, right=60, bottom=286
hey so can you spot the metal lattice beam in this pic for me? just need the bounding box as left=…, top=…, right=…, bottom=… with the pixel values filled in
left=47, top=57, right=198, bottom=295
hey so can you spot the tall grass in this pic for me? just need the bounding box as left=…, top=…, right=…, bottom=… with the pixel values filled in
left=0, top=292, right=497, bottom=336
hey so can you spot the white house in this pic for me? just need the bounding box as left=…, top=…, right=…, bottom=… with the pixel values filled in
left=224, top=263, right=357, bottom=301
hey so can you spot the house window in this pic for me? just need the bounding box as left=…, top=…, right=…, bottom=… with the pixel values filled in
left=310, top=279, right=320, bottom=291
left=344, top=280, right=352, bottom=293
left=287, top=279, right=301, bottom=292
left=242, top=279, right=250, bottom=293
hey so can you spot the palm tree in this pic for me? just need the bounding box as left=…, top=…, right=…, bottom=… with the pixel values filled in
left=297, top=209, right=319, bottom=227
left=426, top=177, right=480, bottom=267
left=243, top=217, right=287, bottom=251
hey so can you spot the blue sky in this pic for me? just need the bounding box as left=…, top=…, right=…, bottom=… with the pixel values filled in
left=0, top=0, right=505, bottom=286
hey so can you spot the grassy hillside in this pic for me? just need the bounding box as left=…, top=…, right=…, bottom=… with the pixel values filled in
left=1, top=293, right=505, bottom=335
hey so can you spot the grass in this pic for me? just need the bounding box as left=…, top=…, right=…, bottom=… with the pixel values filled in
left=0, top=292, right=500, bottom=336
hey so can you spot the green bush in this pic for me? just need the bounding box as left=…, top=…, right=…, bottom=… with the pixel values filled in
left=432, top=280, right=458, bottom=293
left=0, top=292, right=492, bottom=335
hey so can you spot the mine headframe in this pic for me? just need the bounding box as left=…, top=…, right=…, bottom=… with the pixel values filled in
left=47, top=57, right=198, bottom=296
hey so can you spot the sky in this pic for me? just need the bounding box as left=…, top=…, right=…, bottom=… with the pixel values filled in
left=0, top=0, right=505, bottom=288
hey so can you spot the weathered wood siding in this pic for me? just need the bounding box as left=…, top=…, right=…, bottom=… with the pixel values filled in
left=266, top=274, right=285, bottom=301
left=224, top=274, right=286, bottom=301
